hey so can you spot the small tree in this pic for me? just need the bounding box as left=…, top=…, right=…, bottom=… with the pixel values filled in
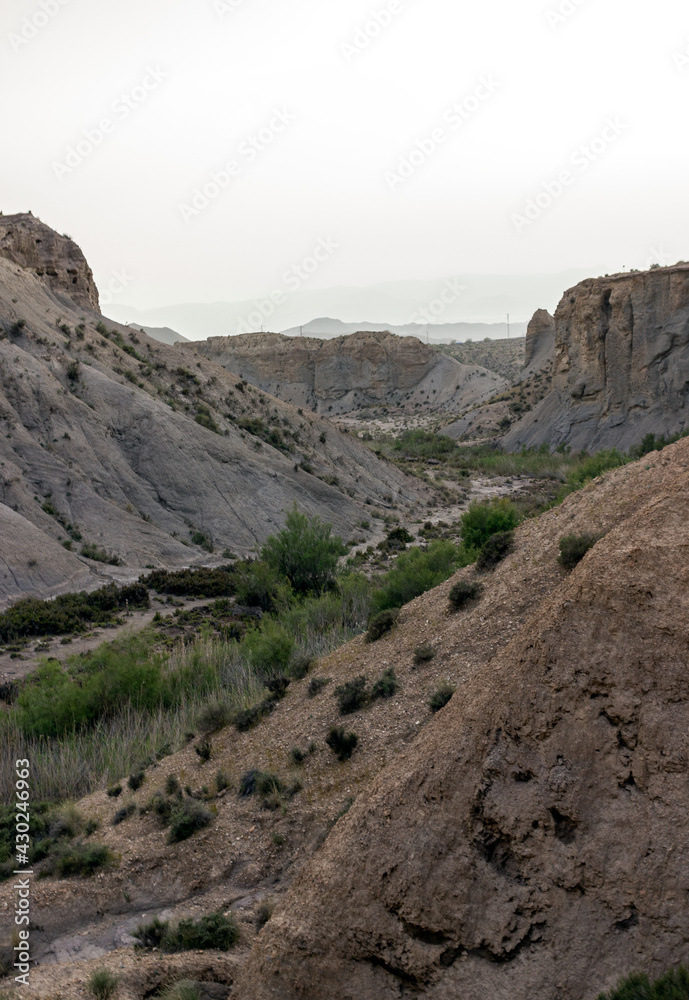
left=261, top=505, right=346, bottom=595
left=460, top=498, right=518, bottom=552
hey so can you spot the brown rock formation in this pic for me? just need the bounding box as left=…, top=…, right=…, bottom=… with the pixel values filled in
left=0, top=213, right=100, bottom=311
left=187, top=331, right=506, bottom=415
left=239, top=437, right=689, bottom=1000
left=523, top=307, right=555, bottom=372
left=503, top=265, right=689, bottom=451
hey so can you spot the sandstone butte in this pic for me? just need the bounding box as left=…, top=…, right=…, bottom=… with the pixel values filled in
left=237, top=435, right=689, bottom=1000
left=186, top=330, right=507, bottom=416
left=503, top=263, right=689, bottom=452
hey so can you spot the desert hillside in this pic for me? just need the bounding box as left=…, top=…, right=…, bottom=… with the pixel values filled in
left=186, top=331, right=507, bottom=417
left=0, top=216, right=425, bottom=606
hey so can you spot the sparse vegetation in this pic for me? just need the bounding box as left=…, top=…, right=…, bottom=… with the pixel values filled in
left=371, top=541, right=469, bottom=614
left=414, top=643, right=436, bottom=664
left=334, top=675, right=369, bottom=714
left=365, top=608, right=399, bottom=642
left=87, top=968, right=119, bottom=1000
left=326, top=726, right=359, bottom=761
left=135, top=912, right=238, bottom=953
left=558, top=533, right=599, bottom=571
left=308, top=677, right=330, bottom=698
left=167, top=798, right=213, bottom=843
left=448, top=580, right=481, bottom=610
left=0, top=582, right=148, bottom=643
left=371, top=668, right=399, bottom=701
left=429, top=684, right=456, bottom=713
left=476, top=530, right=514, bottom=570
left=49, top=840, right=116, bottom=878
left=596, top=966, right=689, bottom=1000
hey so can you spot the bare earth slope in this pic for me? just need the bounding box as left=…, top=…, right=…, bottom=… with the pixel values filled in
left=187, top=331, right=507, bottom=416
left=0, top=216, right=424, bottom=605
left=503, top=264, right=689, bottom=452
left=239, top=437, right=689, bottom=1000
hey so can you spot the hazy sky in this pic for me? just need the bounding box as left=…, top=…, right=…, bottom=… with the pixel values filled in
left=2, top=0, right=688, bottom=318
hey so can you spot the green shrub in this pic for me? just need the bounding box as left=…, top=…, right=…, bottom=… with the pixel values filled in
left=243, top=620, right=294, bottom=673
left=133, top=915, right=169, bottom=949
left=596, top=966, right=689, bottom=1000
left=128, top=771, right=145, bottom=791
left=106, top=784, right=122, bottom=798
left=307, top=677, right=330, bottom=698
left=476, top=530, right=514, bottom=570
left=0, top=582, right=148, bottom=643
left=261, top=505, right=346, bottom=595
left=414, top=644, right=436, bottom=665
left=371, top=540, right=468, bottom=614
left=113, top=803, right=136, bottom=826
left=232, top=700, right=273, bottom=732
left=365, top=609, right=399, bottom=642
left=334, top=675, right=369, bottom=714
left=460, top=498, right=518, bottom=551
left=168, top=799, right=213, bottom=843
left=194, top=739, right=212, bottom=763
left=164, top=912, right=239, bottom=952
left=290, top=747, right=305, bottom=765
left=326, top=727, right=358, bottom=761
left=215, top=770, right=229, bottom=792
left=165, top=775, right=182, bottom=796
left=428, top=684, right=456, bottom=713
left=87, top=968, right=119, bottom=1000
left=289, top=654, right=313, bottom=680
left=558, top=533, right=598, bottom=571
left=371, top=668, right=399, bottom=701
left=234, top=560, right=285, bottom=611
left=140, top=567, right=235, bottom=597
left=51, top=841, right=115, bottom=877
left=448, top=580, right=481, bottom=610
left=393, top=430, right=457, bottom=460
left=81, top=542, right=122, bottom=565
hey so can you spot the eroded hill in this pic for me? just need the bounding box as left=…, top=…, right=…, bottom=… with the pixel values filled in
left=186, top=331, right=507, bottom=417
left=0, top=216, right=426, bottom=605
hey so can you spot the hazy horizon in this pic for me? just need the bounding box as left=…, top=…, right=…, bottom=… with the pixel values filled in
left=2, top=0, right=688, bottom=321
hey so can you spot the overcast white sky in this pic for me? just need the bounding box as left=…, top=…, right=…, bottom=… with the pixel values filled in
left=2, top=0, right=688, bottom=318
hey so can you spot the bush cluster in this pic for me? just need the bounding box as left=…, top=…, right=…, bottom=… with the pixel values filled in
left=476, top=530, right=514, bottom=570
left=135, top=912, right=238, bottom=953
left=558, top=533, right=598, bottom=571
left=0, top=582, right=148, bottom=643
left=365, top=609, right=399, bottom=642
left=460, top=498, right=518, bottom=552
left=371, top=541, right=467, bottom=615
left=326, top=727, right=359, bottom=761
left=139, top=566, right=235, bottom=597
left=428, top=684, right=456, bottom=713
left=596, top=966, right=689, bottom=1000
left=448, top=580, right=481, bottom=610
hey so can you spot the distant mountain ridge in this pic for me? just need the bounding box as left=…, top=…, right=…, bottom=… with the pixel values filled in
left=279, top=318, right=528, bottom=343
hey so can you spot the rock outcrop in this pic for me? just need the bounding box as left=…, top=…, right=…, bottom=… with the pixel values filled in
left=0, top=213, right=100, bottom=312
left=0, top=216, right=424, bottom=605
left=523, top=307, right=555, bottom=373
left=503, top=265, right=689, bottom=451
left=187, top=331, right=507, bottom=416
left=239, top=437, right=689, bottom=1000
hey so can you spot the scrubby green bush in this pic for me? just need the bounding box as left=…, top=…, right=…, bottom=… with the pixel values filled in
left=128, top=770, right=145, bottom=791
left=164, top=912, right=239, bottom=952
left=243, top=620, right=294, bottom=674
left=371, top=668, right=399, bottom=701
left=140, top=567, right=235, bottom=597
left=596, top=966, right=689, bottom=999
left=460, top=498, right=518, bottom=551
left=414, top=644, right=436, bottom=665
left=194, top=739, right=212, bottom=763
left=87, top=968, right=119, bottom=1000
left=371, top=541, right=468, bottom=614
left=448, top=580, right=481, bottom=610
left=365, top=609, right=399, bottom=642
left=50, top=840, right=115, bottom=877
left=476, top=530, right=514, bottom=570
left=326, top=727, right=358, bottom=761
left=308, top=677, right=330, bottom=698
left=393, top=430, right=457, bottom=460
left=334, top=675, right=369, bottom=714
left=0, top=582, right=148, bottom=643
left=234, top=560, right=285, bottom=611
left=196, top=700, right=232, bottom=733
left=156, top=984, right=201, bottom=1000
left=81, top=542, right=122, bottom=565
left=232, top=700, right=273, bottom=732
left=165, top=775, right=182, bottom=796
left=428, top=684, right=456, bottom=713
left=558, top=533, right=598, bottom=571
left=261, top=504, right=346, bottom=595
left=167, top=799, right=213, bottom=843
left=113, top=803, right=136, bottom=826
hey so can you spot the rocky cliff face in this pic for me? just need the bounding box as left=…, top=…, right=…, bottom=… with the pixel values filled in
left=239, top=437, right=689, bottom=1000
left=0, top=217, right=425, bottom=605
left=0, top=213, right=100, bottom=312
left=503, top=265, right=689, bottom=451
left=187, top=331, right=506, bottom=415
left=523, top=307, right=555, bottom=373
